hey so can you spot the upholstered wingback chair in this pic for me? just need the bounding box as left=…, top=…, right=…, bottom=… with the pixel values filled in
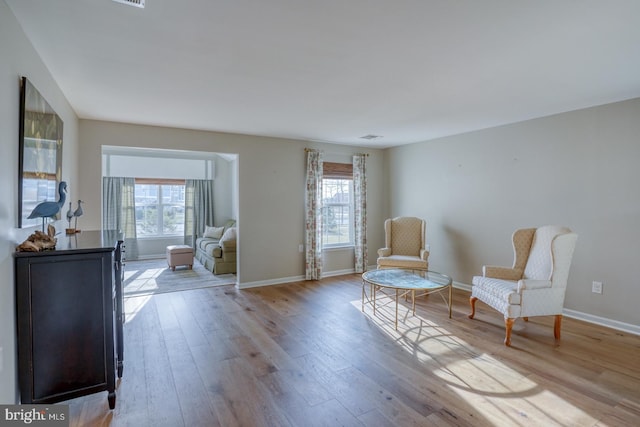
left=377, top=217, right=429, bottom=270
left=468, top=225, right=578, bottom=346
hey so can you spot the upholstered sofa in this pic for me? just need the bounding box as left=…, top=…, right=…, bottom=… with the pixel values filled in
left=195, top=220, right=237, bottom=275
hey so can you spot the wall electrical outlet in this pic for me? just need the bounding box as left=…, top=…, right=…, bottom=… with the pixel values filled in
left=298, top=244, right=304, bottom=253
left=592, top=281, right=603, bottom=294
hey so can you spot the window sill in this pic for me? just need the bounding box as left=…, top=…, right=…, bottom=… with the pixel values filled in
left=323, top=245, right=354, bottom=252
left=135, top=235, right=183, bottom=241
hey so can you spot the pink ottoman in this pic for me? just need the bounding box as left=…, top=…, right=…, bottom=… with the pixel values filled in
left=166, top=245, right=193, bottom=271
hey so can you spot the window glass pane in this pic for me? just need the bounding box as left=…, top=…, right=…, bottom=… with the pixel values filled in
left=134, top=183, right=186, bottom=237
left=136, top=205, right=158, bottom=236
left=322, top=178, right=353, bottom=246
left=162, top=206, right=179, bottom=235
left=161, top=185, right=185, bottom=236
left=136, top=184, right=158, bottom=204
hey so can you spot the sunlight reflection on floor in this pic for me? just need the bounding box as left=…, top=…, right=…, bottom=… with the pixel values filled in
left=123, top=267, right=164, bottom=294
left=351, top=299, right=596, bottom=426
left=124, top=294, right=152, bottom=323
left=122, top=266, right=161, bottom=323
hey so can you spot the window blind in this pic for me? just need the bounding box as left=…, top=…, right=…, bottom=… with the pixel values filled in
left=323, top=162, right=353, bottom=179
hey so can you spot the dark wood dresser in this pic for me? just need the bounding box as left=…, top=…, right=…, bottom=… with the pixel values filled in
left=14, top=230, right=124, bottom=409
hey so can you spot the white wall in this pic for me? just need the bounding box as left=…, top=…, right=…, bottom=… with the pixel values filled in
left=387, top=98, right=640, bottom=328
left=212, top=155, right=236, bottom=226
left=104, top=155, right=214, bottom=180
left=0, top=1, right=80, bottom=403
left=78, top=120, right=387, bottom=285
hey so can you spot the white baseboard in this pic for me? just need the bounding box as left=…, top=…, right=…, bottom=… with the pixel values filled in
left=562, top=309, right=640, bottom=336
left=239, top=275, right=305, bottom=289
left=453, top=280, right=472, bottom=292
left=238, top=268, right=360, bottom=289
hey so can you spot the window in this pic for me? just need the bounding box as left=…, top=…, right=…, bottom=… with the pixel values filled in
left=322, top=162, right=353, bottom=247
left=135, top=180, right=186, bottom=237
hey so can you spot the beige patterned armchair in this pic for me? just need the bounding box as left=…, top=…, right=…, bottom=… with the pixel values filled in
left=469, top=225, right=578, bottom=346
left=377, top=217, right=429, bottom=270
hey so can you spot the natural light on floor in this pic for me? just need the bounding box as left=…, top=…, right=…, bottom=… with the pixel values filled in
left=123, top=294, right=152, bottom=323
left=123, top=265, right=165, bottom=295
left=351, top=299, right=597, bottom=426
left=121, top=260, right=237, bottom=323
left=121, top=265, right=159, bottom=323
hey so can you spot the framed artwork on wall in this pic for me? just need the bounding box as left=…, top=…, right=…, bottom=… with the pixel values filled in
left=18, top=77, right=63, bottom=228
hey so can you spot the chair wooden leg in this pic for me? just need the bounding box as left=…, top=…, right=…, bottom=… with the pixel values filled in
left=504, top=317, right=515, bottom=346
left=468, top=297, right=478, bottom=319
left=554, top=314, right=562, bottom=340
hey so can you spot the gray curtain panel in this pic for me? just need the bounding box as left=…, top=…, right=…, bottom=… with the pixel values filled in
left=102, top=177, right=138, bottom=260
left=185, top=179, right=214, bottom=247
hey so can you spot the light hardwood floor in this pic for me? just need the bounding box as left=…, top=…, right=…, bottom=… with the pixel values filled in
left=68, top=275, right=640, bottom=426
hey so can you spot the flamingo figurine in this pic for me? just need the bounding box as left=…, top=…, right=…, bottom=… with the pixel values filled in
left=28, top=181, right=67, bottom=232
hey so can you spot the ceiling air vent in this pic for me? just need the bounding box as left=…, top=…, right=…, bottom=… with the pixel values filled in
left=112, top=0, right=145, bottom=8
left=359, top=134, right=383, bottom=140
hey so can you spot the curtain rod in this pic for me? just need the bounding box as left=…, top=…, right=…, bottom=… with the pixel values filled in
left=304, top=147, right=369, bottom=156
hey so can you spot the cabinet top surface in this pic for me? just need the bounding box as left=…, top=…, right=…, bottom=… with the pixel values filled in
left=14, top=230, right=123, bottom=257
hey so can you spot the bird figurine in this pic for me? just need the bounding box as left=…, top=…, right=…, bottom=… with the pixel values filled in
left=73, top=200, right=84, bottom=230
left=66, top=202, right=74, bottom=229
left=28, top=181, right=67, bottom=232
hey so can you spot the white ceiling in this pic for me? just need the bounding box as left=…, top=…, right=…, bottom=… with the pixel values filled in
left=7, top=0, right=640, bottom=148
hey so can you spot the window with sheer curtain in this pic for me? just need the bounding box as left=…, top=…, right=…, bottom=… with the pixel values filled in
left=306, top=153, right=367, bottom=277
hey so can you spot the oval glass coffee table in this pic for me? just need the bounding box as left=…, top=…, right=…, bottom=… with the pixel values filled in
left=361, top=269, right=452, bottom=329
